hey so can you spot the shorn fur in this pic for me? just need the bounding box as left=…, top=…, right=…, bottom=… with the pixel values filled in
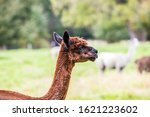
left=0, top=31, right=98, bottom=100
left=135, top=56, right=150, bottom=73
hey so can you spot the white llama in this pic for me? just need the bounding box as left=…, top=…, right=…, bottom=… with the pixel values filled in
left=96, top=38, right=139, bottom=73
left=96, top=24, right=139, bottom=73
left=50, top=46, right=60, bottom=59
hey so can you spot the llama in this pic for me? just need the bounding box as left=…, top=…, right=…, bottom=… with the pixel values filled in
left=0, top=31, right=98, bottom=100
left=135, top=56, right=150, bottom=73
left=95, top=23, right=139, bottom=73
left=50, top=46, right=60, bottom=59
left=96, top=35, right=139, bottom=73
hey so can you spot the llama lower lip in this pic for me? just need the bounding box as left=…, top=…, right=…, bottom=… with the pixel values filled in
left=89, top=57, right=96, bottom=61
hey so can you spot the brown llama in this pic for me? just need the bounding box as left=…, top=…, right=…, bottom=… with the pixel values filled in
left=135, top=56, right=150, bottom=73
left=0, top=31, right=98, bottom=100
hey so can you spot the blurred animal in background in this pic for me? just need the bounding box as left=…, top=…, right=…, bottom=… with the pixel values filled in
left=96, top=24, right=139, bottom=73
left=50, top=46, right=60, bottom=59
left=49, top=37, right=60, bottom=59
left=135, top=56, right=150, bottom=73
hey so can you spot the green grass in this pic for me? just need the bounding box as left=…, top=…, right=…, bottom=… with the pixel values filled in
left=0, top=41, right=150, bottom=99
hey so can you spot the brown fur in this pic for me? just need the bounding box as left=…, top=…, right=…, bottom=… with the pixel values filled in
left=135, top=56, right=150, bottom=73
left=0, top=31, right=98, bottom=100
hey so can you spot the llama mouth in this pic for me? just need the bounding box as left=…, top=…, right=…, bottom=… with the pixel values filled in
left=89, top=57, right=96, bottom=61
left=89, top=54, right=98, bottom=61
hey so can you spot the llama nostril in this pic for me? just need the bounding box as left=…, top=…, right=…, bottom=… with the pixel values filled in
left=93, top=49, right=98, bottom=53
left=91, top=48, right=98, bottom=54
left=89, top=47, right=98, bottom=54
left=95, top=49, right=98, bottom=53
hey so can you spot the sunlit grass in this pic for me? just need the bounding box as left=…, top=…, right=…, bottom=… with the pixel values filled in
left=0, top=41, right=150, bottom=99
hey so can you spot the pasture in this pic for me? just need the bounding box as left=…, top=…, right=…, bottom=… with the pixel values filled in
left=0, top=41, right=150, bottom=100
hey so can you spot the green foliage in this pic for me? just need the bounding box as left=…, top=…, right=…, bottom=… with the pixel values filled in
left=0, top=0, right=150, bottom=48
left=0, top=0, right=51, bottom=48
left=93, top=21, right=129, bottom=42
left=51, top=0, right=150, bottom=42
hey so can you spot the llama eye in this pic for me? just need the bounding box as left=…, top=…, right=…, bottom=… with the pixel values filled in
left=74, top=46, right=83, bottom=54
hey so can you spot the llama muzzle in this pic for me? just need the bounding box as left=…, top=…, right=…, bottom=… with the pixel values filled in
left=89, top=48, right=98, bottom=61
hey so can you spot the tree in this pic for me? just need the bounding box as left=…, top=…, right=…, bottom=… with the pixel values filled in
left=50, top=0, right=150, bottom=41
left=0, top=0, right=52, bottom=48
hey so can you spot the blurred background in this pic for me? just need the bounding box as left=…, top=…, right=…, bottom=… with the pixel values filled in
left=0, top=0, right=150, bottom=48
left=0, top=0, right=150, bottom=99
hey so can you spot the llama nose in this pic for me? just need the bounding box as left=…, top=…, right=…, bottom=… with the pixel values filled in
left=95, top=49, right=98, bottom=53
left=93, top=48, right=98, bottom=53
left=89, top=46, right=98, bottom=54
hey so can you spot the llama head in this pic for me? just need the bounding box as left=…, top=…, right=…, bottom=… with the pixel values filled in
left=53, top=31, right=98, bottom=62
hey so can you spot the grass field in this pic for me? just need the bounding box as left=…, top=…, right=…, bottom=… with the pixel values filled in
left=0, top=41, right=150, bottom=99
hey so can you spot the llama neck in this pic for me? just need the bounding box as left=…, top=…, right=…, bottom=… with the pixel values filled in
left=42, top=51, right=75, bottom=100
left=127, top=44, right=136, bottom=60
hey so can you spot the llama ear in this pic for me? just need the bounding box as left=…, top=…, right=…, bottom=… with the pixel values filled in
left=53, top=32, right=63, bottom=45
left=63, top=31, right=70, bottom=49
